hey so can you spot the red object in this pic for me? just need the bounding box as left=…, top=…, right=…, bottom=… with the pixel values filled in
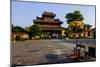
left=69, top=47, right=79, bottom=59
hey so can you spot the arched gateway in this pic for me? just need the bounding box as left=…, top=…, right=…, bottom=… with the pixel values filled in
left=33, top=11, right=65, bottom=39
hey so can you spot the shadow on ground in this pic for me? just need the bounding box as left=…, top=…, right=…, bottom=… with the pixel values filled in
left=45, top=53, right=80, bottom=64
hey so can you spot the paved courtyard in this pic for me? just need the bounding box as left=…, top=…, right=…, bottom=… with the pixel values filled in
left=11, top=39, right=96, bottom=66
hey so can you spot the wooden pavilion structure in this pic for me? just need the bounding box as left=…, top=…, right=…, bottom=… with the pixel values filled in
left=33, top=11, right=65, bottom=39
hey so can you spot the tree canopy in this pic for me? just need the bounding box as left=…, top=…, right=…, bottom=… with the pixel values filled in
left=12, top=25, right=25, bottom=32
left=29, top=24, right=41, bottom=37
left=65, top=11, right=84, bottom=37
left=65, top=10, right=84, bottom=24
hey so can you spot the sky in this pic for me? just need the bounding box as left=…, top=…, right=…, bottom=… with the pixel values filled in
left=12, top=1, right=96, bottom=28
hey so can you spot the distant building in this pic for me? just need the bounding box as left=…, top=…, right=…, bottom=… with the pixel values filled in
left=12, top=32, right=29, bottom=41
left=33, top=11, right=65, bottom=39
left=67, top=24, right=95, bottom=38
left=83, top=24, right=93, bottom=38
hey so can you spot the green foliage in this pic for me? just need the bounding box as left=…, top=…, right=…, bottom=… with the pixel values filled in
left=65, top=10, right=84, bottom=36
left=65, top=10, right=84, bottom=24
left=71, top=26, right=83, bottom=33
left=64, top=28, right=72, bottom=37
left=29, top=24, right=41, bottom=37
left=12, top=25, right=25, bottom=32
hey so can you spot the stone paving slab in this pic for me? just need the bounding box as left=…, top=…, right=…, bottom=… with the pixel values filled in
left=11, top=39, right=77, bottom=65
left=11, top=39, right=95, bottom=65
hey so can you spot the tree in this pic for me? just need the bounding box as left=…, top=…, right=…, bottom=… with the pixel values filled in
left=65, top=11, right=84, bottom=38
left=29, top=24, right=41, bottom=38
left=12, top=25, right=26, bottom=41
left=12, top=24, right=15, bottom=32
left=65, top=11, right=84, bottom=24
left=12, top=25, right=25, bottom=32
left=65, top=28, right=71, bottom=37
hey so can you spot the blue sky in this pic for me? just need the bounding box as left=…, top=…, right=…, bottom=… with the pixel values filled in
left=12, top=1, right=96, bottom=28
